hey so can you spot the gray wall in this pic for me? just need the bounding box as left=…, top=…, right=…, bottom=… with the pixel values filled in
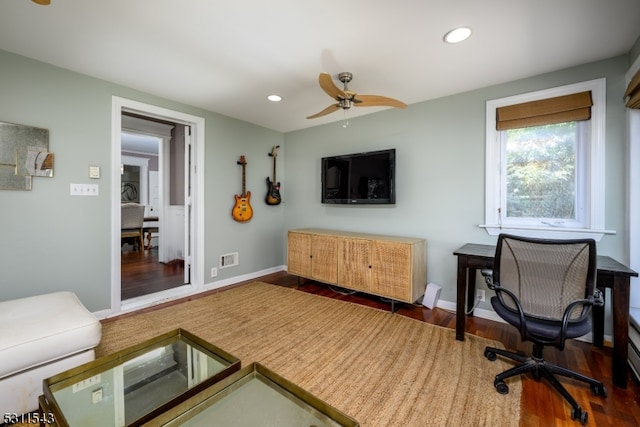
left=0, top=49, right=285, bottom=311
left=283, top=55, right=629, bottom=320
left=0, top=49, right=632, bottom=337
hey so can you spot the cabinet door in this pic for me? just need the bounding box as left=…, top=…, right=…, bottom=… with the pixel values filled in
left=287, top=232, right=312, bottom=277
left=338, top=238, right=372, bottom=292
left=311, top=234, right=338, bottom=284
left=371, top=241, right=411, bottom=301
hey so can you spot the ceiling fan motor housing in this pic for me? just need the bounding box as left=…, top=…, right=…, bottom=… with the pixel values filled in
left=338, top=72, right=353, bottom=84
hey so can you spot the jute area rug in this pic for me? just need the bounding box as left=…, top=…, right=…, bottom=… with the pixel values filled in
left=98, top=282, right=522, bottom=426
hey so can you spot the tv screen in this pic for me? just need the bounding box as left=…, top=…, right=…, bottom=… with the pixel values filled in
left=321, top=148, right=395, bottom=204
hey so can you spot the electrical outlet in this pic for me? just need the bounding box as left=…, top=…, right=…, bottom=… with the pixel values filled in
left=211, top=267, right=217, bottom=277
left=70, top=183, right=99, bottom=196
left=476, top=289, right=486, bottom=302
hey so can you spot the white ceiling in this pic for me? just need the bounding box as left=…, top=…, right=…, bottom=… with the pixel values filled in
left=1, top=1, right=639, bottom=133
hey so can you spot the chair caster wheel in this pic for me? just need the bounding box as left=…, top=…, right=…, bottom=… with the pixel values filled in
left=484, top=349, right=497, bottom=361
left=591, top=383, right=607, bottom=397
left=571, top=407, right=588, bottom=425
left=494, top=380, right=509, bottom=395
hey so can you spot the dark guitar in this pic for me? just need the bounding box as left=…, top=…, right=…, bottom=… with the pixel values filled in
left=232, top=155, right=253, bottom=222
left=265, top=145, right=281, bottom=205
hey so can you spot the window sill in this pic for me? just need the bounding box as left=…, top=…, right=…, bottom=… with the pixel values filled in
left=479, top=224, right=615, bottom=241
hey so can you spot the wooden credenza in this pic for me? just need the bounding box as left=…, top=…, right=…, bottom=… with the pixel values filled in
left=287, top=228, right=427, bottom=307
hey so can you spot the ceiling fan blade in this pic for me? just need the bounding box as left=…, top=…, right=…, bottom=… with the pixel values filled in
left=319, top=73, right=347, bottom=100
left=306, top=104, right=341, bottom=119
left=354, top=95, right=407, bottom=109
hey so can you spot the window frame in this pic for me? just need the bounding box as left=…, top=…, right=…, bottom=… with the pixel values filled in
left=482, top=78, right=612, bottom=240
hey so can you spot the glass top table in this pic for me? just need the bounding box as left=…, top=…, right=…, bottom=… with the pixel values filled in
left=39, top=329, right=240, bottom=427
left=143, top=362, right=360, bottom=427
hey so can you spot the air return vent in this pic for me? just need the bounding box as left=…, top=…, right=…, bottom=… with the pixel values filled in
left=220, top=252, right=239, bottom=268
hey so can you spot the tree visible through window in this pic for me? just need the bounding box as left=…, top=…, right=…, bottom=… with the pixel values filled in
left=505, top=122, right=577, bottom=220
left=483, top=78, right=607, bottom=238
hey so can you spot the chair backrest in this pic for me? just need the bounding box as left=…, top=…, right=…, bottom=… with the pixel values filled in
left=121, top=203, right=145, bottom=229
left=494, top=234, right=596, bottom=321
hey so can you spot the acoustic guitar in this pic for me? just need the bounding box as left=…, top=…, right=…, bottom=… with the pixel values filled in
left=265, top=145, right=281, bottom=205
left=232, top=155, right=253, bottom=222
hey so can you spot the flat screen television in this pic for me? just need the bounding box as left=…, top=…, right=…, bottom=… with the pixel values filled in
left=321, top=148, right=395, bottom=204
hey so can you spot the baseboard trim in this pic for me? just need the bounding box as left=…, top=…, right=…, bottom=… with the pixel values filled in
left=204, top=265, right=286, bottom=290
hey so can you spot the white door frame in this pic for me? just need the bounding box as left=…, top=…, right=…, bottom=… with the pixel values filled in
left=111, top=96, right=205, bottom=314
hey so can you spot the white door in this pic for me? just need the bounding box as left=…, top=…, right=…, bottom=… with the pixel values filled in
left=160, top=124, right=189, bottom=274
left=183, top=126, right=192, bottom=284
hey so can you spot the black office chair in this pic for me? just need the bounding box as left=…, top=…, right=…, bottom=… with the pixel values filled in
left=482, top=234, right=606, bottom=425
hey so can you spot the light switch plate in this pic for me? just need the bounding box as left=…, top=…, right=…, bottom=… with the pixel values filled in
left=89, top=166, right=100, bottom=179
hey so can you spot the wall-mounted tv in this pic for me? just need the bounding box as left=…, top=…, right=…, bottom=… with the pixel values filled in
left=321, top=148, right=395, bottom=204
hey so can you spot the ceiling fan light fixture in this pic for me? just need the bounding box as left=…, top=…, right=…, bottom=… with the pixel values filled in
left=32, top=0, right=51, bottom=5
left=339, top=99, right=352, bottom=110
left=443, top=26, right=472, bottom=44
left=266, top=94, right=282, bottom=102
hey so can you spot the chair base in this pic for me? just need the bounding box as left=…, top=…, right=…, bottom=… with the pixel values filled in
left=484, top=345, right=606, bottom=425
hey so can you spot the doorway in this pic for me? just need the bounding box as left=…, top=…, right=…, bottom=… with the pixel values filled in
left=111, top=97, right=205, bottom=314
left=120, top=125, right=185, bottom=299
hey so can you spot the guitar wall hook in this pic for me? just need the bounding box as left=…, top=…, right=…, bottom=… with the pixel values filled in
left=266, top=145, right=281, bottom=205
left=232, top=155, right=253, bottom=222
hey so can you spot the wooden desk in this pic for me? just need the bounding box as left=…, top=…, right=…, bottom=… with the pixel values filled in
left=453, top=243, right=638, bottom=389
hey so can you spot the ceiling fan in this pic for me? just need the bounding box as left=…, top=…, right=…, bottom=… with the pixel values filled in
left=307, top=72, right=407, bottom=119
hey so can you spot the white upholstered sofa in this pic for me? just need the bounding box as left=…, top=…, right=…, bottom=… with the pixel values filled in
left=0, top=291, right=102, bottom=414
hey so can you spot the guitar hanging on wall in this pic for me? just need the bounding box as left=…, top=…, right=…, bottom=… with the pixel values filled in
left=265, top=145, right=281, bottom=205
left=232, top=155, right=253, bottom=222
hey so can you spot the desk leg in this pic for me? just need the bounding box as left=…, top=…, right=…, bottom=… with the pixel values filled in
left=612, top=276, right=631, bottom=389
left=456, top=256, right=467, bottom=341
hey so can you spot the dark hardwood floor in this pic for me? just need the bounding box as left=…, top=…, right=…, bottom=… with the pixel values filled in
left=255, top=272, right=640, bottom=426
left=114, top=261, right=640, bottom=426
left=121, top=247, right=185, bottom=300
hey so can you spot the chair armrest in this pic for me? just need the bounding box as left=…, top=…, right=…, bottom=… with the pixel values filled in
left=559, top=289, right=602, bottom=345
left=491, top=282, right=530, bottom=338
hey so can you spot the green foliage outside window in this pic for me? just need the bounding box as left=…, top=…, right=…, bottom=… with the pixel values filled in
left=505, top=122, right=577, bottom=219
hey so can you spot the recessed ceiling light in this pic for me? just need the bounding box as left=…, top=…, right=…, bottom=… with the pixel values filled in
left=267, top=94, right=282, bottom=102
left=443, top=27, right=472, bottom=44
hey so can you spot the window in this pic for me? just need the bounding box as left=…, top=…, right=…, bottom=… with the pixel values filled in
left=503, top=121, right=586, bottom=227
left=483, top=78, right=611, bottom=240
